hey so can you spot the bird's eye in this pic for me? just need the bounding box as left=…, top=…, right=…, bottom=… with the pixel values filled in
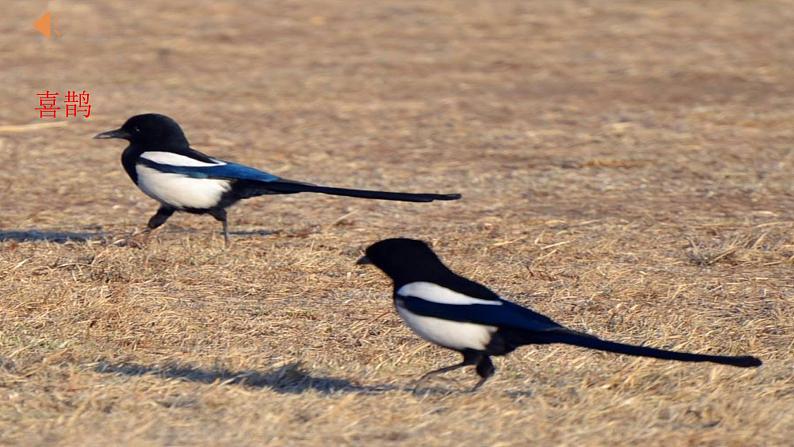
left=133, top=126, right=141, bottom=133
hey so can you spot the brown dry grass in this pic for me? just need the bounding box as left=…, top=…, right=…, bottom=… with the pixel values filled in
left=2, top=0, right=794, bottom=445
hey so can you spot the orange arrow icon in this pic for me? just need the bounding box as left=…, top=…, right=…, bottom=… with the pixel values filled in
left=34, top=11, right=55, bottom=38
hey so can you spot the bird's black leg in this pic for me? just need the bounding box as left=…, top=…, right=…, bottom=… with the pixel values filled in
left=417, top=362, right=470, bottom=381
left=414, top=350, right=481, bottom=390
left=209, top=208, right=229, bottom=247
left=118, top=205, right=174, bottom=247
left=147, top=206, right=175, bottom=230
left=470, top=356, right=495, bottom=392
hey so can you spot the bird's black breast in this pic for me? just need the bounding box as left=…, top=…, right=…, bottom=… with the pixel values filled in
left=121, top=145, right=141, bottom=183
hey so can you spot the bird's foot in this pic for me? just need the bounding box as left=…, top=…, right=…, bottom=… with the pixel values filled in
left=409, top=377, right=429, bottom=394
left=469, top=377, right=488, bottom=393
left=111, top=228, right=152, bottom=248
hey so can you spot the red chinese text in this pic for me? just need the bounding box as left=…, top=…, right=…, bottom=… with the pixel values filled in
left=35, top=90, right=92, bottom=119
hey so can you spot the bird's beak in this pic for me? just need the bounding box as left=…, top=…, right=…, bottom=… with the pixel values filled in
left=356, top=255, right=372, bottom=266
left=93, top=128, right=130, bottom=140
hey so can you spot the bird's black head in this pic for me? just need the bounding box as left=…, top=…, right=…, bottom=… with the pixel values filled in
left=357, top=238, right=451, bottom=286
left=94, top=113, right=189, bottom=148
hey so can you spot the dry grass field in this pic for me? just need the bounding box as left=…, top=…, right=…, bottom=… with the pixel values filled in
left=2, top=0, right=794, bottom=445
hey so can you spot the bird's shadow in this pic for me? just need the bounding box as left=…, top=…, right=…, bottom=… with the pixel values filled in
left=0, top=228, right=277, bottom=244
left=0, top=229, right=106, bottom=243
left=151, top=227, right=279, bottom=238
left=93, top=361, right=458, bottom=396
left=94, top=361, right=397, bottom=395
left=228, top=229, right=279, bottom=237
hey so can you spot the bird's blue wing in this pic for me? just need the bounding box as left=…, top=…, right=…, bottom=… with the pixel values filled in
left=398, top=295, right=561, bottom=331
left=201, top=161, right=281, bottom=182
left=138, top=158, right=281, bottom=183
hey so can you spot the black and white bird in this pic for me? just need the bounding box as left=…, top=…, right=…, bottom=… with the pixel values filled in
left=94, top=114, right=461, bottom=245
left=357, top=238, right=762, bottom=391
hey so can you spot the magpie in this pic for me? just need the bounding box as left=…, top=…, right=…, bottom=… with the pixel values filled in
left=94, top=114, right=461, bottom=245
left=357, top=238, right=762, bottom=391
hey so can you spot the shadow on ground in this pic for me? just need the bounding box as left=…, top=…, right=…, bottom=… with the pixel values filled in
left=0, top=229, right=106, bottom=243
left=228, top=229, right=279, bottom=237
left=157, top=227, right=278, bottom=237
left=94, top=361, right=397, bottom=395
left=94, top=361, right=464, bottom=396
left=0, top=228, right=278, bottom=244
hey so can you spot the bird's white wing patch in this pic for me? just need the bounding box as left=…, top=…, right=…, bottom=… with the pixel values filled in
left=136, top=165, right=231, bottom=209
left=140, top=151, right=226, bottom=167
left=397, top=282, right=502, bottom=306
left=396, top=305, right=496, bottom=350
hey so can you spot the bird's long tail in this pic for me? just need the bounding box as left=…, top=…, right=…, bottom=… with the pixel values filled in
left=257, top=180, right=461, bottom=202
left=533, top=328, right=761, bottom=367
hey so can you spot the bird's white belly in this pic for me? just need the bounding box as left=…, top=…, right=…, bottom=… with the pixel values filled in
left=136, top=165, right=231, bottom=209
left=396, top=305, right=496, bottom=351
